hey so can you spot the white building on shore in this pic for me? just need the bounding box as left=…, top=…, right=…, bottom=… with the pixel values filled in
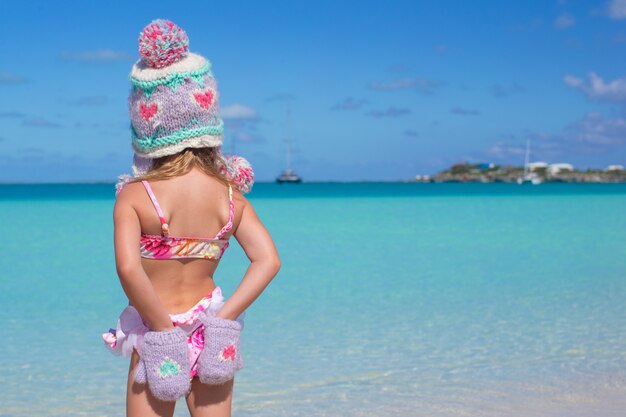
left=548, top=163, right=574, bottom=175
left=606, top=164, right=624, bottom=171
left=528, top=161, right=548, bottom=171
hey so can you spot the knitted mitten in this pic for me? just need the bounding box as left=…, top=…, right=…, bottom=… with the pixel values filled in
left=196, top=311, right=243, bottom=385
left=134, top=327, right=191, bottom=401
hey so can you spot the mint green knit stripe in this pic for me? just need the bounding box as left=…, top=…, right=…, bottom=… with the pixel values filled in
left=130, top=62, right=211, bottom=89
left=132, top=121, right=224, bottom=151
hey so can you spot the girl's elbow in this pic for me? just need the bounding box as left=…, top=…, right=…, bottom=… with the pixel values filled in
left=270, top=256, right=281, bottom=276
left=116, top=262, right=139, bottom=283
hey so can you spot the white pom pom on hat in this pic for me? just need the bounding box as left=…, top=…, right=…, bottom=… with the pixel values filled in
left=221, top=155, right=255, bottom=194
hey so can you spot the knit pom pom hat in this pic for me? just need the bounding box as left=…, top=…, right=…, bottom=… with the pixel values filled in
left=129, top=18, right=223, bottom=158
left=116, top=19, right=254, bottom=196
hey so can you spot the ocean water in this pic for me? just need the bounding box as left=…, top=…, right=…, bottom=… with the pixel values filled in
left=1, top=182, right=625, bottom=417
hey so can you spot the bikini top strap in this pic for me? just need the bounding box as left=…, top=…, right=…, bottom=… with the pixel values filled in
left=214, top=184, right=235, bottom=240
left=141, top=180, right=170, bottom=237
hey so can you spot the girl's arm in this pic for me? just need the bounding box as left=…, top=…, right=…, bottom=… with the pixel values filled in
left=113, top=187, right=174, bottom=331
left=216, top=197, right=281, bottom=321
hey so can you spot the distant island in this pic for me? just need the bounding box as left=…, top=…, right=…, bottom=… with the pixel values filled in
left=415, top=162, right=626, bottom=183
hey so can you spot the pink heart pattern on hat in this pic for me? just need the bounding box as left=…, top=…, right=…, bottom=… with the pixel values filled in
left=193, top=90, right=214, bottom=110
left=140, top=102, right=158, bottom=122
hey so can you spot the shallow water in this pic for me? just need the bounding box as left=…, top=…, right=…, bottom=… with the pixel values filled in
left=1, top=183, right=625, bottom=416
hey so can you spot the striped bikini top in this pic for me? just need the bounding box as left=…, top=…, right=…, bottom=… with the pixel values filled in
left=139, top=180, right=234, bottom=260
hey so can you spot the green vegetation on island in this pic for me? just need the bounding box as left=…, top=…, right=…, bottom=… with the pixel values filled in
left=415, top=162, right=626, bottom=183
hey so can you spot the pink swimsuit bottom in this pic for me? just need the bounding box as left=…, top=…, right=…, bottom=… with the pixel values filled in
left=102, top=286, right=245, bottom=379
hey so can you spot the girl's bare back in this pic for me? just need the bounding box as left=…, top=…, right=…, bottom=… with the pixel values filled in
left=119, top=167, right=247, bottom=314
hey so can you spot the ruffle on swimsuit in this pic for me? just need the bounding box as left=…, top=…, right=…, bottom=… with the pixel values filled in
left=102, top=286, right=245, bottom=379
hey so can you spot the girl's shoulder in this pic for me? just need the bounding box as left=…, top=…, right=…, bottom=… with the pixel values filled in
left=114, top=180, right=145, bottom=206
left=231, top=187, right=248, bottom=205
left=228, top=187, right=254, bottom=236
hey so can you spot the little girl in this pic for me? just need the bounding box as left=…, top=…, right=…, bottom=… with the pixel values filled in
left=102, top=19, right=280, bottom=417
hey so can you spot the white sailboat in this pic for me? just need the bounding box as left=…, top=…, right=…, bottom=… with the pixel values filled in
left=516, top=139, right=542, bottom=185
left=276, top=108, right=302, bottom=184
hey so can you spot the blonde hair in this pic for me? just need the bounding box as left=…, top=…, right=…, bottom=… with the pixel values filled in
left=132, top=147, right=231, bottom=185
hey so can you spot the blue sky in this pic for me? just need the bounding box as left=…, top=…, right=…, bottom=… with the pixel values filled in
left=1, top=0, right=625, bottom=182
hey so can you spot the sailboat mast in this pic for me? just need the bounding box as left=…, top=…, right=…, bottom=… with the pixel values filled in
left=286, top=107, right=292, bottom=172
left=524, top=139, right=530, bottom=175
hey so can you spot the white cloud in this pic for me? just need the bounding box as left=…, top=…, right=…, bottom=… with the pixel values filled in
left=388, top=64, right=410, bottom=73
left=366, top=106, right=411, bottom=118
left=492, top=82, right=525, bottom=97
left=60, top=49, right=131, bottom=62
left=476, top=110, right=626, bottom=167
left=608, top=0, right=626, bottom=19
left=265, top=93, right=295, bottom=102
left=221, top=104, right=258, bottom=120
left=222, top=104, right=262, bottom=145
left=330, top=97, right=368, bottom=111
left=563, top=72, right=626, bottom=102
left=554, top=13, right=576, bottom=29
left=368, top=77, right=444, bottom=95
left=563, top=75, right=583, bottom=87
left=614, top=32, right=626, bottom=44
left=507, top=17, right=544, bottom=32
left=486, top=142, right=526, bottom=159
left=70, top=95, right=108, bottom=106
left=22, top=117, right=62, bottom=128
left=0, top=72, right=27, bottom=84
left=564, top=111, right=626, bottom=145
left=0, top=110, right=25, bottom=118
left=232, top=130, right=264, bottom=143
left=451, top=106, right=481, bottom=115
left=527, top=112, right=626, bottom=147
left=433, top=44, right=448, bottom=54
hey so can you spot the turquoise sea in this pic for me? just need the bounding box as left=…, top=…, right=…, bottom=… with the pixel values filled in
left=1, top=182, right=625, bottom=417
